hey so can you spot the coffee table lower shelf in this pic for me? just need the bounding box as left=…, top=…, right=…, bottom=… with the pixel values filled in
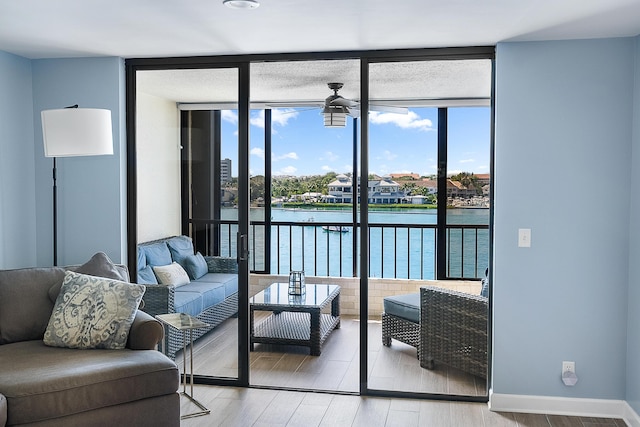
left=251, top=311, right=340, bottom=356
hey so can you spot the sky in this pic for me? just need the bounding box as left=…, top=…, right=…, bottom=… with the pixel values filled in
left=220, top=106, right=490, bottom=178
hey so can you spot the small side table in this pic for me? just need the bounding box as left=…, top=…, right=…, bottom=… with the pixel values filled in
left=155, top=313, right=211, bottom=420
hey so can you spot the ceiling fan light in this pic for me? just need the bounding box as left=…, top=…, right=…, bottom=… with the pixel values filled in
left=223, top=0, right=260, bottom=9
left=323, top=110, right=347, bottom=128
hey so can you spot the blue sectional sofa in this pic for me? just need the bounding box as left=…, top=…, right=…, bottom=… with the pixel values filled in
left=137, top=236, right=238, bottom=359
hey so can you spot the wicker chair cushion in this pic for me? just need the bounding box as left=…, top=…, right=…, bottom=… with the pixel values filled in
left=142, top=242, right=172, bottom=267
left=383, top=292, right=420, bottom=323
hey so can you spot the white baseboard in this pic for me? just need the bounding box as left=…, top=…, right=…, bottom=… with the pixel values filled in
left=489, top=391, right=640, bottom=426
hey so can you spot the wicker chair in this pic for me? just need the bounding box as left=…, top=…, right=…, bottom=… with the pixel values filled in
left=419, top=286, right=488, bottom=379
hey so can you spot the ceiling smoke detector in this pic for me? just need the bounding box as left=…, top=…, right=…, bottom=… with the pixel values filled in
left=223, top=0, right=260, bottom=9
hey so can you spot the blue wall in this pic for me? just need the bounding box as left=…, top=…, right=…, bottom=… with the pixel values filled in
left=0, top=52, right=37, bottom=268
left=31, top=57, right=126, bottom=266
left=627, top=36, right=640, bottom=414
left=494, top=38, right=634, bottom=399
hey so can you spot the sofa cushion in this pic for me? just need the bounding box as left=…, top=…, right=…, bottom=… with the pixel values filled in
left=153, top=262, right=190, bottom=287
left=184, top=252, right=208, bottom=280
left=142, top=242, right=172, bottom=267
left=44, top=271, right=145, bottom=350
left=173, top=291, right=203, bottom=317
left=195, top=273, right=238, bottom=298
left=138, top=264, right=159, bottom=284
left=0, top=267, right=64, bottom=344
left=166, top=235, right=194, bottom=269
left=49, top=251, right=130, bottom=303
left=383, top=292, right=420, bottom=324
left=177, top=282, right=226, bottom=311
left=0, top=340, right=178, bottom=426
left=137, top=247, right=147, bottom=270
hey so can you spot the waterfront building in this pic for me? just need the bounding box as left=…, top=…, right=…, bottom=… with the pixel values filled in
left=326, top=174, right=406, bottom=204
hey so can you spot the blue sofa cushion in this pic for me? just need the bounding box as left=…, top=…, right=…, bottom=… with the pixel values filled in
left=184, top=252, right=208, bottom=280
left=383, top=292, right=420, bottom=324
left=166, top=236, right=194, bottom=269
left=142, top=242, right=172, bottom=267
left=137, top=248, right=146, bottom=270
left=137, top=265, right=158, bottom=285
left=195, top=273, right=238, bottom=298
left=173, top=291, right=203, bottom=317
left=176, top=282, right=225, bottom=311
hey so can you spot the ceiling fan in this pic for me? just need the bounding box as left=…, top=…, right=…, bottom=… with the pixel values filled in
left=267, top=82, right=408, bottom=127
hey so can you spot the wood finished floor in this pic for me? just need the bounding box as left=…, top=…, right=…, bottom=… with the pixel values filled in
left=178, top=315, right=485, bottom=396
left=176, top=316, right=627, bottom=426
left=179, top=385, right=628, bottom=427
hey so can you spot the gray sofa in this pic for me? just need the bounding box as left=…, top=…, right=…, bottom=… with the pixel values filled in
left=0, top=260, right=180, bottom=426
left=137, top=236, right=238, bottom=359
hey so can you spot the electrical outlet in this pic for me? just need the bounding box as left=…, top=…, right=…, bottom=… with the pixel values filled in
left=562, top=361, right=575, bottom=374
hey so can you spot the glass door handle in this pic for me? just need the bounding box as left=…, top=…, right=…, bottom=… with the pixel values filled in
left=237, top=233, right=249, bottom=261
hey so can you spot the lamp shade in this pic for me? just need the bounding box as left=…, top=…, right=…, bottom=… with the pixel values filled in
left=42, top=108, right=113, bottom=157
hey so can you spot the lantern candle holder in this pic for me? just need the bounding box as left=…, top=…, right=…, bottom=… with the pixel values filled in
left=288, top=270, right=306, bottom=296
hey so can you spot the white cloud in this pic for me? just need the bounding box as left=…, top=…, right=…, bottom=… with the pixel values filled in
left=221, top=110, right=238, bottom=124
left=460, top=158, right=475, bottom=163
left=251, top=108, right=299, bottom=129
left=321, top=151, right=339, bottom=162
left=321, top=165, right=332, bottom=171
left=250, top=147, right=265, bottom=159
left=273, top=152, right=298, bottom=161
left=369, top=111, right=434, bottom=131
left=376, top=150, right=397, bottom=161
left=275, top=166, right=298, bottom=175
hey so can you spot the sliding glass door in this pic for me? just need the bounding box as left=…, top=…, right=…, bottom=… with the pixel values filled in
left=130, top=64, right=250, bottom=385
left=364, top=57, right=492, bottom=398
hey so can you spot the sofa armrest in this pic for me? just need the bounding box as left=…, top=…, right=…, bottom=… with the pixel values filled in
left=126, top=310, right=165, bottom=350
left=0, top=393, right=6, bottom=427
left=204, top=256, right=238, bottom=274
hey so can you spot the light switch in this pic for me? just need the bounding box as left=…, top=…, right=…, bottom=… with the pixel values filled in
left=518, top=228, right=531, bottom=247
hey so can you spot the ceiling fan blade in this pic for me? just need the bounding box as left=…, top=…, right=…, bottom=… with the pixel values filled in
left=329, top=97, right=358, bottom=108
left=370, top=103, right=409, bottom=115
left=347, top=107, right=360, bottom=118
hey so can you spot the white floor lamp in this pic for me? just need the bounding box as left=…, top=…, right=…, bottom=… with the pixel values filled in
left=41, top=106, right=113, bottom=266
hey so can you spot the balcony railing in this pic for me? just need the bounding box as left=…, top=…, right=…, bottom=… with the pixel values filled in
left=190, top=219, right=488, bottom=280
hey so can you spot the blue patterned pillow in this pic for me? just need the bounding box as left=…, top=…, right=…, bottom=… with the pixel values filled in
left=43, top=271, right=145, bottom=350
left=184, top=252, right=208, bottom=280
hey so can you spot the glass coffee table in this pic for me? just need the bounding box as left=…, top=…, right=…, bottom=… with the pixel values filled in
left=250, top=283, right=340, bottom=356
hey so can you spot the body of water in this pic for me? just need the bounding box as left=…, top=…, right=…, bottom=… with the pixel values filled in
left=219, top=207, right=489, bottom=280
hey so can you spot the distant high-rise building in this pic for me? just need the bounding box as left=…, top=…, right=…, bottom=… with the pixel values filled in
left=221, top=158, right=232, bottom=183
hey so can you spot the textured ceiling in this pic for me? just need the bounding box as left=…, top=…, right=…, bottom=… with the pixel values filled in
left=136, top=59, right=492, bottom=106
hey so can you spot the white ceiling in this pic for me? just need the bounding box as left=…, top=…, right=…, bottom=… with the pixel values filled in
left=2, top=0, right=639, bottom=105
left=1, top=0, right=640, bottom=60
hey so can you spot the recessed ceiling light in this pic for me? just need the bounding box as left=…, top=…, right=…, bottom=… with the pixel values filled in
left=223, top=0, right=260, bottom=9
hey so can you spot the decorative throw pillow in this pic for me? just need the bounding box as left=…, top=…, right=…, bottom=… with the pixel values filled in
left=166, top=236, right=194, bottom=269
left=44, top=271, right=145, bottom=350
left=184, top=252, right=208, bottom=280
left=137, top=265, right=158, bottom=284
left=142, top=242, right=172, bottom=267
left=153, top=262, right=191, bottom=287
left=48, top=252, right=129, bottom=303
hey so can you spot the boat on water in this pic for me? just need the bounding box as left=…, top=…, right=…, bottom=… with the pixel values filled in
left=322, top=225, right=350, bottom=233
